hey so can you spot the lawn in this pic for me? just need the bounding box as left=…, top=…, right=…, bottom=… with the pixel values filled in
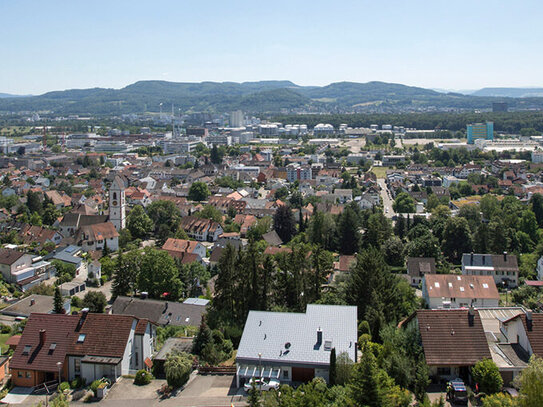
left=371, top=166, right=390, bottom=178
left=0, top=333, right=13, bottom=354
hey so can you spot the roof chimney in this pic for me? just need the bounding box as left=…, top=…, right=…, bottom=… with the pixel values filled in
left=526, top=310, right=533, bottom=331
left=468, top=306, right=475, bottom=327
left=504, top=251, right=508, bottom=262
left=39, top=329, right=46, bottom=346
left=317, top=327, right=322, bottom=345
left=30, top=299, right=35, bottom=306
left=470, top=252, right=474, bottom=265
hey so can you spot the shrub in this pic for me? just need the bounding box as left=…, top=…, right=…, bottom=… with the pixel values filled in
left=134, top=369, right=152, bottom=386
left=471, top=359, right=503, bottom=395
left=0, top=325, right=11, bottom=334
left=70, top=377, right=86, bottom=389
left=59, top=381, right=70, bottom=392
left=90, top=380, right=101, bottom=396
left=165, top=352, right=193, bottom=388
left=71, top=296, right=82, bottom=308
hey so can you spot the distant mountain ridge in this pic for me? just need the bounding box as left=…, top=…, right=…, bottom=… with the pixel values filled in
left=1, top=80, right=543, bottom=114
left=471, top=87, right=543, bottom=97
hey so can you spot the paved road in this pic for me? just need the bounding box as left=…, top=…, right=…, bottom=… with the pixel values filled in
left=377, top=178, right=395, bottom=219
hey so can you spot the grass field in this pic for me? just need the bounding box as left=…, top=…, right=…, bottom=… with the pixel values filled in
left=0, top=333, right=12, bottom=354
left=371, top=166, right=390, bottom=178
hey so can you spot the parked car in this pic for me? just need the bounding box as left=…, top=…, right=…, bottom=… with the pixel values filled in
left=244, top=377, right=280, bottom=392
left=446, top=378, right=468, bottom=405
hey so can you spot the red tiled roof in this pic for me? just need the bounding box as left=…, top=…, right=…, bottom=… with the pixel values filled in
left=162, top=238, right=200, bottom=254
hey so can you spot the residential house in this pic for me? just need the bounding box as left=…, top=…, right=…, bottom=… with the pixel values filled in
left=178, top=216, right=223, bottom=242
left=162, top=238, right=206, bottom=264
left=422, top=274, right=500, bottom=309
left=407, top=257, right=436, bottom=287
left=111, top=296, right=208, bottom=327
left=236, top=304, right=357, bottom=387
left=0, top=248, right=53, bottom=291
left=401, top=309, right=491, bottom=382
left=462, top=253, right=519, bottom=287
left=1, top=294, right=71, bottom=318
left=76, top=222, right=119, bottom=252
left=9, top=312, right=155, bottom=387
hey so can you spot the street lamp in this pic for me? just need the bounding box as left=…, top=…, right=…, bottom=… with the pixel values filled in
left=56, top=361, right=62, bottom=389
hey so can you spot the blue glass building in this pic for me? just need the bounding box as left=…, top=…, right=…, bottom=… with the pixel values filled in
left=467, top=122, right=494, bottom=144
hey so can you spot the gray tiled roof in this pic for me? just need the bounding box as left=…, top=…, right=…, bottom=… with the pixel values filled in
left=462, top=253, right=518, bottom=271
left=236, top=304, right=357, bottom=366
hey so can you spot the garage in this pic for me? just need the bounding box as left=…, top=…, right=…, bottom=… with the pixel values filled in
left=292, top=367, right=315, bottom=382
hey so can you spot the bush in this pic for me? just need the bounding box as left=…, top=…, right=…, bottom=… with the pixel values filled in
left=71, top=296, right=82, bottom=308
left=59, top=381, right=70, bottom=392
left=0, top=325, right=11, bottom=334
left=134, top=369, right=152, bottom=386
left=70, top=377, right=86, bottom=389
left=90, top=380, right=101, bottom=396
left=472, top=359, right=503, bottom=395
left=165, top=352, right=193, bottom=388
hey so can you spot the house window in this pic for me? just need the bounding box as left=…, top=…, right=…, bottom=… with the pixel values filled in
left=283, top=369, right=289, bottom=379
left=26, top=372, right=31, bottom=378
left=17, top=372, right=22, bottom=378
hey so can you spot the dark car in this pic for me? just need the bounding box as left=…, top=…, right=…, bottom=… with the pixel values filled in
left=446, top=378, right=468, bottom=405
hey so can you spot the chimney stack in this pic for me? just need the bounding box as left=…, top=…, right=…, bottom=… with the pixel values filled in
left=317, top=327, right=322, bottom=345
left=468, top=306, right=475, bottom=327
left=504, top=251, right=508, bottom=262
left=526, top=310, right=533, bottom=331
left=30, top=299, right=35, bottom=306
left=470, top=252, right=474, bottom=265
left=39, top=329, right=46, bottom=346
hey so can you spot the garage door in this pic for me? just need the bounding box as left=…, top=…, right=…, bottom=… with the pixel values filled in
left=292, top=367, right=315, bottom=382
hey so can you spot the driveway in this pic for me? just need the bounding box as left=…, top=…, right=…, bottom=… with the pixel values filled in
left=74, top=280, right=113, bottom=301
left=105, top=376, right=166, bottom=401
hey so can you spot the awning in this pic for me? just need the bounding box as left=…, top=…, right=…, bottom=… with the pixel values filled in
left=81, top=355, right=121, bottom=365
left=237, top=364, right=281, bottom=379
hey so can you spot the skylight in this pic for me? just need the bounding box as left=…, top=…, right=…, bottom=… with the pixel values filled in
left=77, top=334, right=86, bottom=343
left=23, top=345, right=31, bottom=355
left=434, top=282, right=440, bottom=288
left=459, top=287, right=464, bottom=292
left=483, top=283, right=489, bottom=288
left=49, top=343, right=57, bottom=351
left=324, top=340, right=332, bottom=351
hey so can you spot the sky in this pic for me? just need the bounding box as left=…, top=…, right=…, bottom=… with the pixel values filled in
left=1, top=0, right=542, bottom=95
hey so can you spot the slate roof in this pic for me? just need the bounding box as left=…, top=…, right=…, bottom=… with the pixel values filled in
left=1, top=295, right=56, bottom=317
left=407, top=257, right=436, bottom=277
left=237, top=304, right=357, bottom=366
left=414, top=309, right=491, bottom=366
left=262, top=230, right=282, bottom=246
left=111, top=296, right=207, bottom=327
left=462, top=253, right=519, bottom=271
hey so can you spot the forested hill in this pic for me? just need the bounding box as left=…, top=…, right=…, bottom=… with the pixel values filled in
left=2, top=80, right=543, bottom=115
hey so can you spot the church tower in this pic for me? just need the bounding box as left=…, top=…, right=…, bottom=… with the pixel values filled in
left=109, top=175, right=126, bottom=231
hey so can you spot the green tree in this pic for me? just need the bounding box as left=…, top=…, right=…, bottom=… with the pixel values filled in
left=137, top=247, right=182, bottom=299
left=530, top=193, right=543, bottom=227
left=112, top=250, right=132, bottom=299
left=520, top=211, right=539, bottom=243
left=26, top=190, right=42, bottom=214
left=164, top=352, right=193, bottom=388
left=210, top=144, right=222, bottom=164
left=393, top=192, right=416, bottom=213
left=442, top=217, right=472, bottom=263
left=335, top=351, right=354, bottom=386
left=514, top=355, right=543, bottom=407
left=329, top=347, right=337, bottom=386
left=349, top=349, right=381, bottom=407
left=472, top=359, right=503, bottom=395
left=53, top=287, right=64, bottom=314
left=188, top=181, right=210, bottom=202
left=197, top=205, right=223, bottom=223
left=126, top=205, right=153, bottom=239
left=337, top=206, right=361, bottom=255
left=82, top=291, right=107, bottom=313
left=248, top=380, right=261, bottom=407
left=273, top=204, right=296, bottom=243
left=146, top=200, right=182, bottom=242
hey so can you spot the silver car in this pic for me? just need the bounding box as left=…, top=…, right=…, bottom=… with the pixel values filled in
left=244, top=378, right=280, bottom=392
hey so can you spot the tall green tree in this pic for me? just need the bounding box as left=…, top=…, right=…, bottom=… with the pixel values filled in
left=530, top=193, right=543, bottom=227
left=514, top=355, right=543, bottom=407
left=146, top=200, right=182, bottom=242
left=53, top=287, right=64, bottom=314
left=188, top=181, right=210, bottom=202
left=329, top=348, right=337, bottom=386
left=112, top=250, right=131, bottom=299
left=273, top=204, right=296, bottom=243
left=126, top=205, right=153, bottom=239
left=136, top=247, right=182, bottom=299
left=337, top=206, right=361, bottom=255
left=349, top=349, right=381, bottom=407
left=82, top=291, right=107, bottom=313
left=442, top=217, right=473, bottom=263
